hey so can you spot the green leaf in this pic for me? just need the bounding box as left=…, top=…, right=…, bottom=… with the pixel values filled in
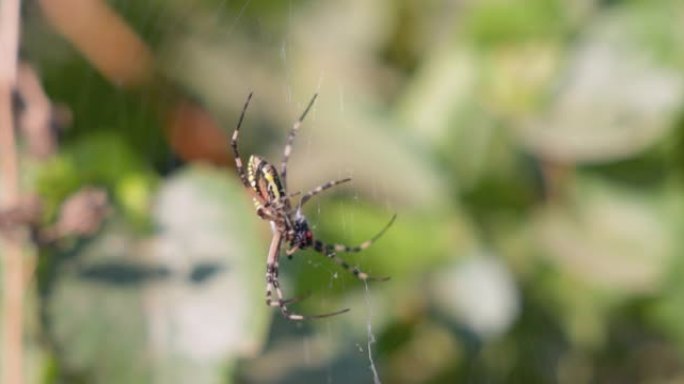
left=45, top=165, right=269, bottom=383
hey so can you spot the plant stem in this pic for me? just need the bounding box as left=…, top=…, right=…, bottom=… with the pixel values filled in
left=0, top=0, right=23, bottom=382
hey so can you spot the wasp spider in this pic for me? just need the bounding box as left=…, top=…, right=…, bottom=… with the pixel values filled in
left=230, top=93, right=396, bottom=320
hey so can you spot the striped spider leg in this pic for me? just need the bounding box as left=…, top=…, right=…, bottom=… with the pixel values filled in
left=230, top=92, right=395, bottom=320
left=280, top=93, right=318, bottom=192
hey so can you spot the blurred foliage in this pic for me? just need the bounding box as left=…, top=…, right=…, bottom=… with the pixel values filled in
left=35, top=132, right=158, bottom=225
left=9, top=0, right=684, bottom=383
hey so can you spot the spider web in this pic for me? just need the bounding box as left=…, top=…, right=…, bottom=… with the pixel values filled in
left=364, top=279, right=382, bottom=384
left=296, top=79, right=385, bottom=383
left=292, top=164, right=379, bottom=379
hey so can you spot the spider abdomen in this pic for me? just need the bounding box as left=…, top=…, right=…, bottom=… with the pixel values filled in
left=248, top=155, right=286, bottom=204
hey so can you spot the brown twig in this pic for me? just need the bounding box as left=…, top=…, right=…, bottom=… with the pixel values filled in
left=0, top=0, right=23, bottom=382
left=16, top=63, right=60, bottom=159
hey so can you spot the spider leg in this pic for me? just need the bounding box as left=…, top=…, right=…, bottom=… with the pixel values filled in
left=286, top=245, right=300, bottom=256
left=280, top=93, right=318, bottom=191
left=266, top=231, right=350, bottom=320
left=256, top=207, right=278, bottom=221
left=230, top=92, right=255, bottom=190
left=264, top=233, right=304, bottom=318
left=279, top=291, right=312, bottom=305
left=321, top=214, right=396, bottom=253
left=259, top=191, right=301, bottom=215
left=297, top=177, right=351, bottom=211
left=230, top=95, right=273, bottom=211
left=313, top=247, right=390, bottom=282
left=254, top=200, right=280, bottom=221
left=311, top=214, right=397, bottom=281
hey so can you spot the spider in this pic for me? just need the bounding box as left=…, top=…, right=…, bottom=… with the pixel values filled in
left=230, top=92, right=396, bottom=320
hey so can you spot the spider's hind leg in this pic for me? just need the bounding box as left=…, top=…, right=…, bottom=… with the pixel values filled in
left=266, top=233, right=350, bottom=320
left=268, top=275, right=350, bottom=320
left=265, top=261, right=312, bottom=320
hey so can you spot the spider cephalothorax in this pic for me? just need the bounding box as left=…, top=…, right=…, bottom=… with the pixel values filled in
left=230, top=92, right=396, bottom=320
left=292, top=213, right=314, bottom=249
